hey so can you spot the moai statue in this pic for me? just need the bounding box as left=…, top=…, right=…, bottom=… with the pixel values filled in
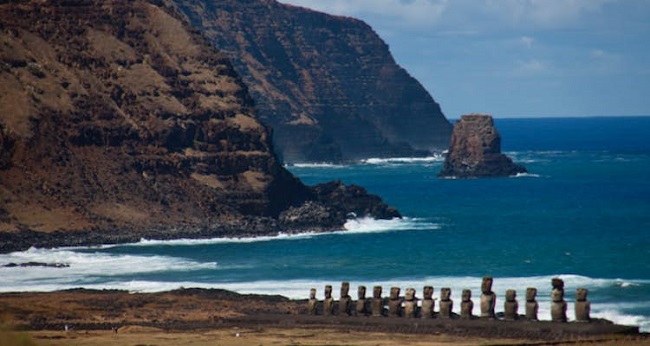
left=338, top=282, right=352, bottom=316
left=480, top=276, right=496, bottom=319
left=356, top=285, right=367, bottom=316
left=404, top=288, right=417, bottom=318
left=575, top=288, right=591, bottom=322
left=525, top=287, right=539, bottom=320
left=460, top=289, right=474, bottom=319
left=307, top=288, right=318, bottom=315
left=371, top=286, right=383, bottom=317
left=388, top=287, right=402, bottom=317
left=323, top=285, right=334, bottom=316
left=504, top=289, right=519, bottom=321
left=421, top=286, right=435, bottom=319
left=551, top=278, right=567, bottom=322
left=439, top=287, right=453, bottom=318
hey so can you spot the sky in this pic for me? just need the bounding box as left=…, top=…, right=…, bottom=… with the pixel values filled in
left=277, top=0, right=650, bottom=118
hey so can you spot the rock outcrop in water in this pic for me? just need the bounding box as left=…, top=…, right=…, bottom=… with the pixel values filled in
left=438, top=114, right=527, bottom=178
left=172, top=0, right=452, bottom=163
left=0, top=0, right=399, bottom=253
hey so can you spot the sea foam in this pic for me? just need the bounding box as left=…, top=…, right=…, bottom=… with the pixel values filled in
left=343, top=217, right=440, bottom=233
left=288, top=162, right=348, bottom=169
left=0, top=247, right=217, bottom=292
left=361, top=156, right=444, bottom=165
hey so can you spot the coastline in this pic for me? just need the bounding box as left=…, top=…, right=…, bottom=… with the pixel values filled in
left=0, top=218, right=344, bottom=254
left=0, top=288, right=645, bottom=346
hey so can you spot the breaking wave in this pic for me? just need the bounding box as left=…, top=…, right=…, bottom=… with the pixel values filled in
left=343, top=217, right=440, bottom=233
left=288, top=162, right=348, bottom=168
left=361, top=156, right=444, bottom=165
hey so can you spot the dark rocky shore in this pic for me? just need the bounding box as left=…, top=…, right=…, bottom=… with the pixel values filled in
left=0, top=179, right=399, bottom=253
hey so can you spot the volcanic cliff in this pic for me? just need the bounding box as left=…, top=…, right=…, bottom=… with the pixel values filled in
left=0, top=0, right=399, bottom=253
left=438, top=115, right=527, bottom=178
left=171, top=0, right=452, bottom=163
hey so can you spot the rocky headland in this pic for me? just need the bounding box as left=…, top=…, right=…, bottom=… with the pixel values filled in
left=0, top=0, right=398, bottom=253
left=438, top=114, right=527, bottom=178
left=172, top=0, right=452, bottom=163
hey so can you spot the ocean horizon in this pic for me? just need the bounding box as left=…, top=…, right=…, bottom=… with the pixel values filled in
left=1, top=116, right=649, bottom=331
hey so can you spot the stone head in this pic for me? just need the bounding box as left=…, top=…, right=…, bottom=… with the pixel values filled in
left=309, top=288, right=316, bottom=300
left=576, top=288, right=588, bottom=302
left=358, top=285, right=366, bottom=300
left=324, top=285, right=332, bottom=299
left=462, top=289, right=471, bottom=302
left=340, top=282, right=350, bottom=296
left=481, top=276, right=493, bottom=294
left=441, top=287, right=451, bottom=301
left=552, top=277, right=564, bottom=291
left=506, top=289, right=516, bottom=302
left=390, top=287, right=400, bottom=300
left=373, top=286, right=382, bottom=299
left=405, top=288, right=415, bottom=301
left=551, top=288, right=564, bottom=302
left=526, top=287, right=537, bottom=302
left=423, top=286, right=434, bottom=300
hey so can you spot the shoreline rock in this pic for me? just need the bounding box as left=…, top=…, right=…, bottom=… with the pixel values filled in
left=438, top=114, right=527, bottom=178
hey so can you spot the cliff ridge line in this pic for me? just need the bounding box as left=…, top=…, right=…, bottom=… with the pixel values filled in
left=171, top=0, right=452, bottom=163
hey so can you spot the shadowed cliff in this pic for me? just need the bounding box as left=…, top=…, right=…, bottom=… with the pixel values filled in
left=172, top=0, right=452, bottom=163
left=0, top=0, right=399, bottom=252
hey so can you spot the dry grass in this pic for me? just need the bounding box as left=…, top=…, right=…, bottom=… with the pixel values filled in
left=20, top=328, right=650, bottom=346
left=8, top=206, right=92, bottom=233
left=190, top=173, right=225, bottom=189
left=0, top=327, right=37, bottom=346
left=22, top=328, right=521, bottom=346
left=90, top=203, right=152, bottom=224
left=241, top=170, right=269, bottom=192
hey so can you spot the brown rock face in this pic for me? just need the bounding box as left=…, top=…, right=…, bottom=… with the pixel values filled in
left=0, top=0, right=399, bottom=252
left=172, top=0, right=452, bottom=162
left=438, top=115, right=527, bottom=178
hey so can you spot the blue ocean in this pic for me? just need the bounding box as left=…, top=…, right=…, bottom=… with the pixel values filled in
left=1, top=117, right=649, bottom=331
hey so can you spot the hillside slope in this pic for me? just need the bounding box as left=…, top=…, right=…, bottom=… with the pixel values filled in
left=173, top=0, right=452, bottom=162
left=0, top=0, right=398, bottom=252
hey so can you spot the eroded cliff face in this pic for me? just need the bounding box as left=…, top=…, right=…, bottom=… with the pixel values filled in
left=0, top=0, right=398, bottom=252
left=438, top=115, right=527, bottom=178
left=172, top=0, right=452, bottom=163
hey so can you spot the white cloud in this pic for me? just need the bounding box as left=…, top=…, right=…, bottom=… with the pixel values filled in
left=484, top=0, right=617, bottom=27
left=280, top=0, right=616, bottom=31
left=587, top=49, right=624, bottom=74
left=520, top=36, right=535, bottom=48
left=514, top=59, right=548, bottom=76
left=279, top=0, right=449, bottom=28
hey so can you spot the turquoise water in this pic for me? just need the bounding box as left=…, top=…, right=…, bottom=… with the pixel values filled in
left=1, top=117, right=649, bottom=330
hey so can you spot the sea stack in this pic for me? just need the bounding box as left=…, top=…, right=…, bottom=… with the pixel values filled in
left=438, top=114, right=527, bottom=178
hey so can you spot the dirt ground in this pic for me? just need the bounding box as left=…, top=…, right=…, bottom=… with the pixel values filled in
left=0, top=289, right=647, bottom=346
left=2, top=327, right=647, bottom=346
